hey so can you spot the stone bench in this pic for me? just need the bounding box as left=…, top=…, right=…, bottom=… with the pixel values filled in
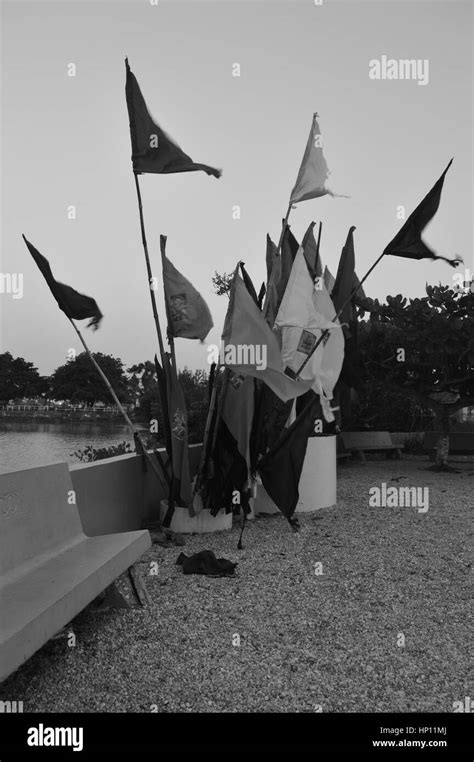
left=340, top=431, right=402, bottom=463
left=0, top=462, right=150, bottom=683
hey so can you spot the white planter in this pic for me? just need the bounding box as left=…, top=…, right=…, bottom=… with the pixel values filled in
left=159, top=500, right=232, bottom=534
left=296, top=435, right=337, bottom=513
left=253, top=484, right=280, bottom=515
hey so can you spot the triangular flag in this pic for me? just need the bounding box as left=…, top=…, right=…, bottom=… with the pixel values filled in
left=258, top=394, right=320, bottom=526
left=383, top=159, right=461, bottom=267
left=222, top=271, right=312, bottom=402
left=274, top=248, right=339, bottom=387
left=125, top=59, right=221, bottom=178
left=289, top=113, right=347, bottom=205
left=160, top=236, right=213, bottom=341
left=23, top=236, right=103, bottom=329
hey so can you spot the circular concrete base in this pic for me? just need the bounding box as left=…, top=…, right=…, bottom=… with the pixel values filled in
left=160, top=500, right=232, bottom=534
left=253, top=485, right=280, bottom=515
left=296, top=435, right=337, bottom=513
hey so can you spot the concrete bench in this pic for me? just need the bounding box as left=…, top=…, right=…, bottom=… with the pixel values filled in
left=340, top=431, right=402, bottom=463
left=423, top=431, right=474, bottom=459
left=0, top=462, right=150, bottom=683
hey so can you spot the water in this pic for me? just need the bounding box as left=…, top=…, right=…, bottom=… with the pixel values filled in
left=0, top=421, right=134, bottom=474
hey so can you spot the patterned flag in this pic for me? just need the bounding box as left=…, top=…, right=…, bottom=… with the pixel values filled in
left=289, top=113, right=347, bottom=205
left=125, top=59, right=221, bottom=178
left=161, top=352, right=193, bottom=515
left=222, top=271, right=312, bottom=402
left=383, top=159, right=461, bottom=267
left=23, top=236, right=102, bottom=329
left=274, top=247, right=342, bottom=417
left=160, top=236, right=213, bottom=341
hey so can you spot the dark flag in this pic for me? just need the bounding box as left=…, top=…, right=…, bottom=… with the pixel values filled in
left=331, top=226, right=356, bottom=333
left=160, top=236, right=213, bottom=341
left=258, top=394, right=320, bottom=527
left=23, top=235, right=102, bottom=329
left=125, top=59, right=221, bottom=178
left=383, top=159, right=462, bottom=268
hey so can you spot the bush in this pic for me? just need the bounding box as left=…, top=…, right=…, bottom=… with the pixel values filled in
left=73, top=441, right=133, bottom=462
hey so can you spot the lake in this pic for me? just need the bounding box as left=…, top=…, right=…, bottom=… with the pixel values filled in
left=0, top=421, right=135, bottom=473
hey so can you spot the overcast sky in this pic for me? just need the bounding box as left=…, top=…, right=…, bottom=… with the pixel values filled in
left=1, top=0, right=472, bottom=377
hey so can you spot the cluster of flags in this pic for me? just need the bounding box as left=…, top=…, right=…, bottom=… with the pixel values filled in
left=21, top=56, right=462, bottom=532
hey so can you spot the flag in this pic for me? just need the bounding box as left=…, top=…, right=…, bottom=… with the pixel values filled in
left=160, top=236, right=213, bottom=341
left=306, top=227, right=345, bottom=408
left=263, top=224, right=299, bottom=327
left=331, top=226, right=356, bottom=334
left=222, top=271, right=312, bottom=402
left=265, top=234, right=278, bottom=283
left=162, top=352, right=193, bottom=512
left=23, top=236, right=102, bottom=329
left=274, top=248, right=340, bottom=385
left=125, top=58, right=221, bottom=178
left=289, top=113, right=347, bottom=205
left=383, top=159, right=461, bottom=267
left=239, top=262, right=259, bottom=305
left=258, top=394, right=320, bottom=526
left=301, top=221, right=320, bottom=276
left=324, top=265, right=335, bottom=295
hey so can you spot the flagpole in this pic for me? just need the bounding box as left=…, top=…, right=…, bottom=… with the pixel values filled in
left=294, top=250, right=385, bottom=379
left=133, top=171, right=166, bottom=360
left=67, top=317, right=169, bottom=489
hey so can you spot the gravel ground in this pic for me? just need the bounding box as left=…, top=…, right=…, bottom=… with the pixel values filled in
left=1, top=457, right=471, bottom=713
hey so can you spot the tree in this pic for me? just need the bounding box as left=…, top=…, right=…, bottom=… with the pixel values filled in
left=50, top=352, right=130, bottom=405
left=127, top=361, right=210, bottom=444
left=211, top=271, right=232, bottom=298
left=357, top=285, right=474, bottom=469
left=0, top=352, right=48, bottom=403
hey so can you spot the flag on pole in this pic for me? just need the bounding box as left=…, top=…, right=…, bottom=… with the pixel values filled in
left=331, top=226, right=357, bottom=334
left=265, top=234, right=278, bottom=283
left=289, top=113, right=347, bottom=205
left=324, top=265, right=335, bottom=295
left=160, top=236, right=213, bottom=341
left=258, top=394, right=320, bottom=526
left=263, top=225, right=299, bottom=327
left=222, top=270, right=312, bottom=402
left=23, top=236, right=103, bottom=329
left=125, top=59, right=221, bottom=178
left=274, top=248, right=340, bottom=385
left=306, top=226, right=345, bottom=407
left=383, top=159, right=461, bottom=267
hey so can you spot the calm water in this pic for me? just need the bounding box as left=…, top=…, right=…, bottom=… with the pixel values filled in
left=0, top=421, right=134, bottom=473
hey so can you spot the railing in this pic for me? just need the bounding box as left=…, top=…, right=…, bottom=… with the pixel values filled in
left=1, top=405, right=122, bottom=413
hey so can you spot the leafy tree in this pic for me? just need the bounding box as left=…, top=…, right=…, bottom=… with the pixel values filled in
left=357, top=285, right=474, bottom=468
left=211, top=271, right=232, bottom=298
left=128, top=361, right=210, bottom=444
left=0, top=352, right=48, bottom=403
left=50, top=352, right=130, bottom=405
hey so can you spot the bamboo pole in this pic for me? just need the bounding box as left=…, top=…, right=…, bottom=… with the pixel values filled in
left=68, top=317, right=169, bottom=489
left=133, top=172, right=166, bottom=360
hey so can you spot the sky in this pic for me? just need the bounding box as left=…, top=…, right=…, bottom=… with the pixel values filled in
left=1, top=0, right=472, bottom=378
